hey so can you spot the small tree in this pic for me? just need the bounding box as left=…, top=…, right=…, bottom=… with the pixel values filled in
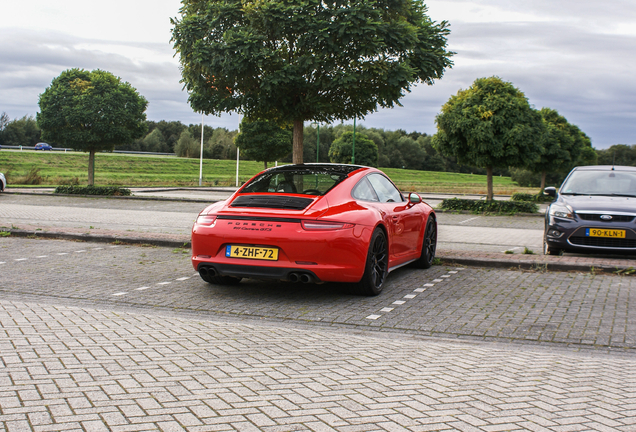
left=433, top=76, right=544, bottom=200
left=171, top=0, right=453, bottom=164
left=527, top=108, right=593, bottom=190
left=235, top=119, right=292, bottom=169
left=37, top=69, right=147, bottom=185
left=174, top=130, right=199, bottom=158
left=328, top=131, right=378, bottom=167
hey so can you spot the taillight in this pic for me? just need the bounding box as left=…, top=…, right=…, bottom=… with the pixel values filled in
left=196, top=215, right=217, bottom=226
left=301, top=221, right=354, bottom=230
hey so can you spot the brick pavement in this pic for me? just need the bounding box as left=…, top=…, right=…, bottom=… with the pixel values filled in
left=1, top=300, right=636, bottom=432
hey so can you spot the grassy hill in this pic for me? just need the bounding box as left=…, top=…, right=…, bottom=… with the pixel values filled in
left=0, top=150, right=537, bottom=195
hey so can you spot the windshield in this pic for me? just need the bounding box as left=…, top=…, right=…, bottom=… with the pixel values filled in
left=561, top=170, right=636, bottom=196
left=241, top=166, right=355, bottom=196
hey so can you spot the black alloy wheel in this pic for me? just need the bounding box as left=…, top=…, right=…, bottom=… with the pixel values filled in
left=353, top=228, right=389, bottom=296
left=413, top=216, right=437, bottom=269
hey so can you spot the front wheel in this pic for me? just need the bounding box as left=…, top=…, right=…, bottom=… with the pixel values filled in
left=543, top=237, right=561, bottom=256
left=352, top=228, right=389, bottom=296
left=413, top=216, right=437, bottom=269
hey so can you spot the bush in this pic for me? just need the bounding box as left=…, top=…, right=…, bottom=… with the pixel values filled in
left=55, top=185, right=132, bottom=196
left=439, top=198, right=538, bottom=214
left=511, top=192, right=554, bottom=203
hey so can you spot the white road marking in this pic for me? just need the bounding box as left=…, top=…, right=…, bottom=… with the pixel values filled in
left=112, top=292, right=127, bottom=296
left=176, top=277, right=190, bottom=281
left=157, top=282, right=171, bottom=285
left=459, top=216, right=481, bottom=224
left=449, top=271, right=458, bottom=274
left=136, top=286, right=151, bottom=291
left=0, top=262, right=5, bottom=265
left=414, top=288, right=427, bottom=293
left=423, top=283, right=435, bottom=287
left=404, top=294, right=417, bottom=299
left=15, top=258, right=28, bottom=261
left=380, top=307, right=394, bottom=312
left=93, top=248, right=103, bottom=250
left=366, top=314, right=382, bottom=320
left=432, top=279, right=443, bottom=282
left=392, top=300, right=406, bottom=305
left=75, top=250, right=86, bottom=253
left=36, top=255, right=47, bottom=258
left=441, top=275, right=450, bottom=278
left=57, top=253, right=68, bottom=255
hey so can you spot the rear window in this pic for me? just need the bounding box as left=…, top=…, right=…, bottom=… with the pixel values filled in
left=242, top=167, right=352, bottom=196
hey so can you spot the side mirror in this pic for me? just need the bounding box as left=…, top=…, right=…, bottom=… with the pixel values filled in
left=409, top=192, right=422, bottom=204
left=544, top=187, right=557, bottom=198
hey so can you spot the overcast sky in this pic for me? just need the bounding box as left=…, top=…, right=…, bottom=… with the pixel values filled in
left=1, top=0, right=635, bottom=149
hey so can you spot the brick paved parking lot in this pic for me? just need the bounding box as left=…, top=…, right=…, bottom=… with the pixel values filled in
left=2, top=237, right=636, bottom=431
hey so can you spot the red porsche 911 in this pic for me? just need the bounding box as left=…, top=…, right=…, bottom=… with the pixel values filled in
left=191, top=164, right=437, bottom=295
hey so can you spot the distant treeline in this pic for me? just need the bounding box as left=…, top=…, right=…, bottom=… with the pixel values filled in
left=1, top=113, right=635, bottom=188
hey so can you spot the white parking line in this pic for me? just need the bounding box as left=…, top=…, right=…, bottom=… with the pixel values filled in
left=75, top=250, right=86, bottom=253
left=36, top=255, right=48, bottom=258
left=157, top=282, right=171, bottom=285
left=175, top=277, right=190, bottom=281
left=57, top=253, right=68, bottom=255
left=112, top=292, right=127, bottom=296
left=366, top=314, right=382, bottom=320
left=404, top=294, right=417, bottom=299
left=459, top=216, right=481, bottom=224
left=136, top=286, right=151, bottom=291
left=15, top=258, right=28, bottom=261
left=0, top=262, right=5, bottom=265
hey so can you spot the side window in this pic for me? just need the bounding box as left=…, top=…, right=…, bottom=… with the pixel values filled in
left=367, top=174, right=403, bottom=203
left=352, top=178, right=379, bottom=202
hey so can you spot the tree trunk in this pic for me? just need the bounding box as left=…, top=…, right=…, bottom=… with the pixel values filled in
left=292, top=119, right=304, bottom=164
left=486, top=165, right=493, bottom=201
left=264, top=161, right=268, bottom=170
left=540, top=171, right=546, bottom=191
left=88, top=149, right=95, bottom=186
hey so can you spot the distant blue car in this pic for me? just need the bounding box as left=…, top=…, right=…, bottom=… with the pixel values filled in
left=35, top=143, right=53, bottom=150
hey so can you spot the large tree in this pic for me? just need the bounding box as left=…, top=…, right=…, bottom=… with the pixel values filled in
left=433, top=76, right=544, bottom=200
left=328, top=131, right=379, bottom=167
left=37, top=69, right=147, bottom=185
left=171, top=0, right=453, bottom=164
left=235, top=119, right=292, bottom=169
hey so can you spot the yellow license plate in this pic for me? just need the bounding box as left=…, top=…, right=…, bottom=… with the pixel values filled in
left=586, top=228, right=625, bottom=238
left=225, top=245, right=279, bottom=261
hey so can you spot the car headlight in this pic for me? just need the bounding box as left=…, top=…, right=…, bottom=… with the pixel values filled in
left=549, top=204, right=574, bottom=219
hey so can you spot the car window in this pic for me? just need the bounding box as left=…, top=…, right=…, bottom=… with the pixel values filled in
left=352, top=178, right=379, bottom=202
left=367, top=173, right=404, bottom=203
left=242, top=168, right=349, bottom=195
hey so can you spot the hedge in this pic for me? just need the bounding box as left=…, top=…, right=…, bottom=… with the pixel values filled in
left=510, top=192, right=554, bottom=203
left=439, top=198, right=538, bottom=214
left=54, top=185, right=132, bottom=196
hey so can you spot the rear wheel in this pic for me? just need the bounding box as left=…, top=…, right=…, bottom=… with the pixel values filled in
left=352, top=228, right=388, bottom=296
left=413, top=216, right=437, bottom=269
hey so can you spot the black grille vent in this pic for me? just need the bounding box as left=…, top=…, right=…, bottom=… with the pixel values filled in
left=570, top=236, right=636, bottom=248
left=230, top=195, right=313, bottom=210
left=577, top=214, right=634, bottom=223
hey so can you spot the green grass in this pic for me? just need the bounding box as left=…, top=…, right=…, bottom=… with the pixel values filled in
left=0, top=150, right=539, bottom=194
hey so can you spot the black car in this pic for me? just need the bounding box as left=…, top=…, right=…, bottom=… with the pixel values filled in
left=544, top=165, right=636, bottom=255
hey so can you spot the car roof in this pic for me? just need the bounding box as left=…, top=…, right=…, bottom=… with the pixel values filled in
left=264, top=163, right=369, bottom=176
left=573, top=165, right=636, bottom=172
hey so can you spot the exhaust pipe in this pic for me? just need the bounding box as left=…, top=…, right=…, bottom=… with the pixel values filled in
left=199, top=265, right=217, bottom=278
left=288, top=272, right=299, bottom=283
left=299, top=273, right=312, bottom=284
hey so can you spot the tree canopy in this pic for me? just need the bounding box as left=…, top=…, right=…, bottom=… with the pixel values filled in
left=37, top=68, right=147, bottom=185
left=235, top=119, right=292, bottom=169
left=328, top=131, right=379, bottom=167
left=527, top=108, right=592, bottom=190
left=433, top=76, right=544, bottom=200
left=171, top=0, right=453, bottom=164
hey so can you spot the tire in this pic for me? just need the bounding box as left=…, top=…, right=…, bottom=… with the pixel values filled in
left=412, top=216, right=437, bottom=269
left=352, top=228, right=389, bottom=296
left=543, top=237, right=561, bottom=256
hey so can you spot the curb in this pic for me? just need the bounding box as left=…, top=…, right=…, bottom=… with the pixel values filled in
left=438, top=254, right=633, bottom=275
left=5, top=229, right=191, bottom=249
